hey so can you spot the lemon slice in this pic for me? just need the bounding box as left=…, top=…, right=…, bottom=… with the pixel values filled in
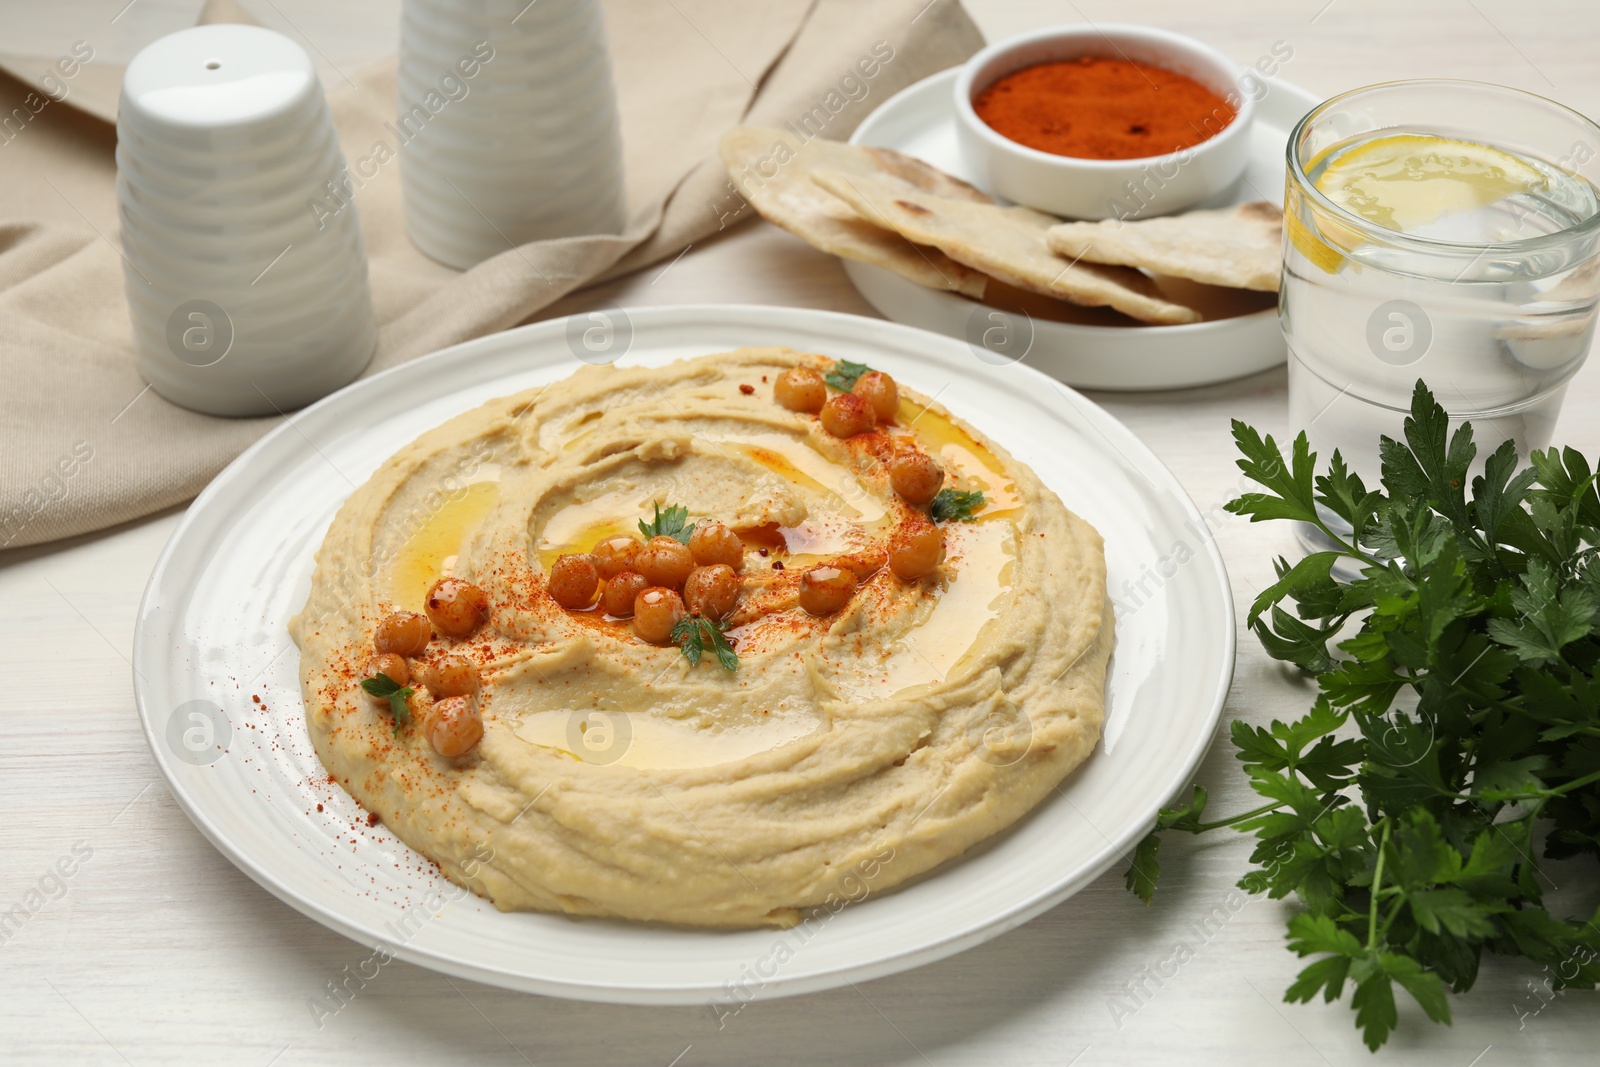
left=1284, top=180, right=1356, bottom=274
left=1312, top=133, right=1546, bottom=235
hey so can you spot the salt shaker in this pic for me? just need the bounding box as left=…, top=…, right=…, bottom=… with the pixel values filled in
left=117, top=25, right=377, bottom=417
left=397, top=0, right=627, bottom=269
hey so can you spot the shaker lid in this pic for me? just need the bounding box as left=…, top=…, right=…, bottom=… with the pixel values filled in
left=122, top=24, right=316, bottom=130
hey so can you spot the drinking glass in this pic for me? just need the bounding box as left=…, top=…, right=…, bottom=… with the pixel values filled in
left=1281, top=80, right=1600, bottom=548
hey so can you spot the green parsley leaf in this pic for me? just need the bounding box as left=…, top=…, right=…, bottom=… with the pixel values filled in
left=1126, top=830, right=1162, bottom=905
left=1285, top=954, right=1353, bottom=1005
left=1486, top=557, right=1599, bottom=664
left=671, top=613, right=739, bottom=671
left=359, top=672, right=414, bottom=731
left=930, top=488, right=985, bottom=523
left=823, top=359, right=872, bottom=392
left=638, top=502, right=693, bottom=545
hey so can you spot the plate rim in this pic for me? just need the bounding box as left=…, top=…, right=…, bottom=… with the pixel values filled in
left=132, top=303, right=1236, bottom=1003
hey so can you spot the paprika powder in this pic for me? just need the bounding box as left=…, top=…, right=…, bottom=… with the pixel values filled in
left=973, top=56, right=1234, bottom=161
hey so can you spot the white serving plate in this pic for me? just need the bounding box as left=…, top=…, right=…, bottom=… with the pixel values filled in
left=132, top=305, right=1234, bottom=1004
left=846, top=67, right=1322, bottom=391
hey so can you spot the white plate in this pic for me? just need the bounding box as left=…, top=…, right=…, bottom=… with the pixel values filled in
left=133, top=305, right=1234, bottom=1004
left=846, top=67, right=1322, bottom=391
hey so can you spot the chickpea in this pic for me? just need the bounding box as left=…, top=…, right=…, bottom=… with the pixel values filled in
left=363, top=653, right=409, bottom=700
left=889, top=450, right=944, bottom=505
left=774, top=366, right=827, bottom=413
left=689, top=521, right=744, bottom=570
left=427, top=696, right=483, bottom=759
left=684, top=564, right=740, bottom=620
left=591, top=535, right=642, bottom=580
left=417, top=653, right=480, bottom=698
left=636, top=536, right=696, bottom=590
left=374, top=611, right=431, bottom=657
left=835, top=545, right=888, bottom=581
left=425, top=577, right=489, bottom=638
left=890, top=521, right=944, bottom=580
left=798, top=565, right=858, bottom=616
left=819, top=393, right=876, bottom=438
left=851, top=370, right=899, bottom=423
left=603, top=570, right=650, bottom=617
left=548, top=553, right=600, bottom=609
left=633, top=587, right=685, bottom=645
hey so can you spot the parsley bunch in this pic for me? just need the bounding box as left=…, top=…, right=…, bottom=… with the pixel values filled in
left=1130, top=382, right=1600, bottom=1050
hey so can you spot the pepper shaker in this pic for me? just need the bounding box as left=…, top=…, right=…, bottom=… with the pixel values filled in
left=397, top=0, right=627, bottom=269
left=117, top=25, right=377, bottom=416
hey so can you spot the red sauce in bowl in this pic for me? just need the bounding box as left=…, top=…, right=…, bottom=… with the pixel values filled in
left=973, top=57, right=1235, bottom=161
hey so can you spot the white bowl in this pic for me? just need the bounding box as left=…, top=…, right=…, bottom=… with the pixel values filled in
left=953, top=24, right=1256, bottom=220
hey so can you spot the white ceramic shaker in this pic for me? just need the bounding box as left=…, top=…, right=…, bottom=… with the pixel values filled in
left=397, top=0, right=627, bottom=269
left=117, top=25, right=377, bottom=417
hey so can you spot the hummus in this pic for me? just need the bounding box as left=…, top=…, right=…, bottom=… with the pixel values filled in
left=291, top=347, right=1112, bottom=927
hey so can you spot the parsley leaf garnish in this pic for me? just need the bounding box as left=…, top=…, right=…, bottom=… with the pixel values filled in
left=930, top=488, right=985, bottom=522
left=671, top=613, right=739, bottom=671
left=1129, top=381, right=1600, bottom=1051
left=824, top=359, right=872, bottom=392
left=359, top=672, right=414, bottom=734
left=638, top=502, right=693, bottom=545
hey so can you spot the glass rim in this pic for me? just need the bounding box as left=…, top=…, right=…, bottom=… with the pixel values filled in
left=1286, top=77, right=1600, bottom=256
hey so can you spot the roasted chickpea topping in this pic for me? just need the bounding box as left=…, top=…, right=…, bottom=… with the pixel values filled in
left=851, top=370, right=899, bottom=422
left=548, top=553, right=600, bottom=609
left=636, top=536, right=696, bottom=590
left=424, top=577, right=489, bottom=638
left=418, top=653, right=480, bottom=698
left=819, top=393, right=877, bottom=438
left=834, top=545, right=888, bottom=581
left=684, top=564, right=740, bottom=620
left=427, top=696, right=483, bottom=758
left=374, top=611, right=431, bottom=657
left=774, top=366, right=827, bottom=413
left=603, top=571, right=650, bottom=617
left=591, top=535, right=643, bottom=580
left=689, top=521, right=744, bottom=570
left=633, top=587, right=686, bottom=644
left=364, top=654, right=409, bottom=698
left=889, top=450, right=944, bottom=505
left=890, top=521, right=944, bottom=580
left=799, top=565, right=858, bottom=616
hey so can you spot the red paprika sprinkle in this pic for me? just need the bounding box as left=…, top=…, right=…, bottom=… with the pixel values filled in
left=973, top=57, right=1234, bottom=161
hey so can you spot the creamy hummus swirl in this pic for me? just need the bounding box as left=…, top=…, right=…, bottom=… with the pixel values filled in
left=292, top=347, right=1111, bottom=927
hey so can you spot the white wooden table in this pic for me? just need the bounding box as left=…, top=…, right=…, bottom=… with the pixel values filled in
left=4, top=2, right=1599, bottom=1064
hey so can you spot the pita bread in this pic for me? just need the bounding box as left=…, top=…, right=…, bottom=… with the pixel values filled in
left=1046, top=202, right=1284, bottom=292
left=718, top=127, right=990, bottom=298
left=811, top=168, right=1202, bottom=325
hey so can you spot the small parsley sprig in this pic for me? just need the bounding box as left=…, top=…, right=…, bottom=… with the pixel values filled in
left=824, top=359, right=872, bottom=392
left=672, top=613, right=739, bottom=671
left=1129, top=381, right=1600, bottom=1050
left=639, top=502, right=693, bottom=545
left=930, top=488, right=985, bottom=522
left=359, top=672, right=414, bottom=734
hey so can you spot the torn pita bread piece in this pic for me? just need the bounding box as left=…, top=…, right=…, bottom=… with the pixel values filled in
left=811, top=168, right=1203, bottom=326
left=1046, top=202, right=1285, bottom=292
left=718, top=127, right=990, bottom=299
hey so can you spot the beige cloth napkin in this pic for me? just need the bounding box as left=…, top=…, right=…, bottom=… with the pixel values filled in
left=0, top=0, right=982, bottom=550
